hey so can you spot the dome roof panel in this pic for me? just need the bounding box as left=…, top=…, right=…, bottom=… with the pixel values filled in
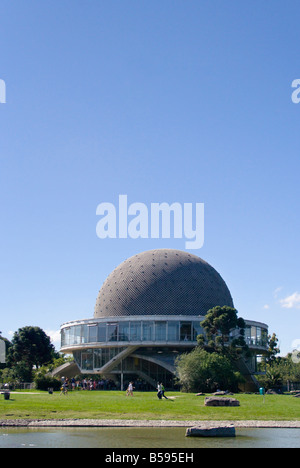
left=94, top=249, right=234, bottom=318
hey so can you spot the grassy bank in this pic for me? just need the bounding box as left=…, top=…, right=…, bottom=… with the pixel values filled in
left=1, top=391, right=300, bottom=421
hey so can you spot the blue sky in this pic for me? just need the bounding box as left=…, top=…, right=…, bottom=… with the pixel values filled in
left=0, top=1, right=300, bottom=356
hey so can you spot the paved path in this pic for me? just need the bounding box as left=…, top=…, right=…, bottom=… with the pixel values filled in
left=1, top=419, right=300, bottom=428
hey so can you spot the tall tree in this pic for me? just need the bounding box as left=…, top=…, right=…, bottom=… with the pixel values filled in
left=265, top=333, right=280, bottom=366
left=7, top=326, right=55, bottom=381
left=197, top=306, right=247, bottom=358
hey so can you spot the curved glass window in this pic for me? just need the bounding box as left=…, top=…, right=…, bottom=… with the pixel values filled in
left=61, top=320, right=268, bottom=348
left=107, top=323, right=118, bottom=342
left=94, top=349, right=102, bottom=369
left=75, top=347, right=126, bottom=371
left=167, top=321, right=179, bottom=341
left=130, top=321, right=141, bottom=341
left=82, top=325, right=88, bottom=344
left=244, top=326, right=268, bottom=347
left=143, top=321, right=154, bottom=341
left=88, top=325, right=98, bottom=343
left=98, top=323, right=106, bottom=342
left=180, top=322, right=191, bottom=341
left=155, top=321, right=167, bottom=341
left=192, top=321, right=203, bottom=340
left=82, top=350, right=93, bottom=371
left=119, top=322, right=130, bottom=341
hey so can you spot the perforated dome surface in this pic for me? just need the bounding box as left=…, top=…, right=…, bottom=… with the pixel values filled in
left=94, top=249, right=234, bottom=318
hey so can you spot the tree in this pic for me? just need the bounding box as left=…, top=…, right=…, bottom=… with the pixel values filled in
left=266, top=333, right=280, bottom=366
left=6, top=326, right=55, bottom=381
left=175, top=348, right=243, bottom=393
left=197, top=306, right=247, bottom=358
left=263, top=369, right=283, bottom=390
left=256, top=349, right=300, bottom=391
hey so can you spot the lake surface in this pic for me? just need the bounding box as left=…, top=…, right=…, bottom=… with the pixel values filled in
left=1, top=426, right=300, bottom=448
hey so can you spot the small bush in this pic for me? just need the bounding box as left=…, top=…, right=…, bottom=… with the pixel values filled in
left=34, top=375, right=61, bottom=391
left=175, top=348, right=242, bottom=393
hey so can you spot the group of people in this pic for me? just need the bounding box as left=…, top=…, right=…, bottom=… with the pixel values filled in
left=60, top=377, right=117, bottom=393
left=59, top=376, right=169, bottom=398
left=125, top=381, right=169, bottom=399
left=79, top=378, right=116, bottom=391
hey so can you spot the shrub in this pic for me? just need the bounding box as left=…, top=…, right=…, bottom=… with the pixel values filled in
left=175, top=348, right=241, bottom=393
left=34, top=375, right=61, bottom=391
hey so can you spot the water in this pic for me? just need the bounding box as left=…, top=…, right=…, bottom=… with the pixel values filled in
left=0, top=427, right=300, bottom=448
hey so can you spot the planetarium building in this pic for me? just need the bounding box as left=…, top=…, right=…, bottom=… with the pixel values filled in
left=60, top=249, right=268, bottom=390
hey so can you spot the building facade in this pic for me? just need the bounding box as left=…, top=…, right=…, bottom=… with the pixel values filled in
left=59, top=249, right=268, bottom=390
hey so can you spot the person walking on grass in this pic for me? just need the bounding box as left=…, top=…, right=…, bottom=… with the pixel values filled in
left=157, top=382, right=162, bottom=399
left=60, top=380, right=68, bottom=396
left=126, top=381, right=134, bottom=396
left=161, top=383, right=168, bottom=399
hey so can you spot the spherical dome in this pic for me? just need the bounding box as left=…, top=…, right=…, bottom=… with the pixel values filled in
left=94, top=249, right=233, bottom=318
left=94, top=249, right=234, bottom=318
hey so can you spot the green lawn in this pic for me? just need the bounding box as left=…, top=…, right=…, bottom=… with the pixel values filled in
left=1, top=391, right=300, bottom=421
